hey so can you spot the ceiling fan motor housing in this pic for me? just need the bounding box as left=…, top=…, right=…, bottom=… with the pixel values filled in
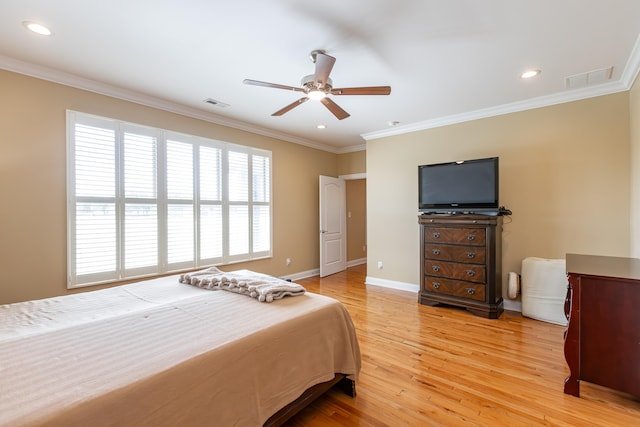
left=301, top=74, right=332, bottom=92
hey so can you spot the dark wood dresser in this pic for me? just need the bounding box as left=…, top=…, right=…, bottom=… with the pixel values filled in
left=564, top=253, right=640, bottom=398
left=418, top=214, right=503, bottom=319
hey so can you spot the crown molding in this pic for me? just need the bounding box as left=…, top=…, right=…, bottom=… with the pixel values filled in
left=362, top=80, right=629, bottom=141
left=621, top=32, right=640, bottom=88
left=363, top=34, right=640, bottom=142
left=0, top=55, right=343, bottom=154
left=335, top=143, right=366, bottom=154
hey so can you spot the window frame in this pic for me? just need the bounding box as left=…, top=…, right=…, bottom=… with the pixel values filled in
left=66, top=111, right=272, bottom=289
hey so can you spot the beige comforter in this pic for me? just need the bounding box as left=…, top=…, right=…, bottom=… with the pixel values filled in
left=0, top=273, right=361, bottom=426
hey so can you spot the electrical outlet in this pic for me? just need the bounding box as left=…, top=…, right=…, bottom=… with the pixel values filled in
left=286, top=258, right=291, bottom=266
left=377, top=261, right=383, bottom=269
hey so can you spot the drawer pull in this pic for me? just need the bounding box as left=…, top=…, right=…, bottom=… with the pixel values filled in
left=432, top=248, right=441, bottom=256
left=466, top=288, right=476, bottom=295
left=467, top=233, right=476, bottom=241
left=432, top=282, right=440, bottom=289
left=432, top=265, right=441, bottom=273
left=467, top=252, right=476, bottom=259
left=432, top=232, right=441, bottom=239
left=466, top=270, right=475, bottom=277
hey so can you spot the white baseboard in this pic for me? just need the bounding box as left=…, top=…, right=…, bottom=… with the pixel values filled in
left=365, top=276, right=420, bottom=293
left=347, top=258, right=366, bottom=268
left=503, top=299, right=522, bottom=312
left=283, top=259, right=365, bottom=282
left=281, top=268, right=319, bottom=282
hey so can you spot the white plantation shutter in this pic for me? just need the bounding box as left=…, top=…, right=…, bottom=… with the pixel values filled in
left=199, top=146, right=223, bottom=260
left=167, top=204, right=194, bottom=264
left=228, top=150, right=249, bottom=259
left=67, top=112, right=272, bottom=288
left=166, top=140, right=193, bottom=199
left=72, top=121, right=117, bottom=283
left=252, top=155, right=271, bottom=253
left=124, top=204, right=157, bottom=270
left=166, top=141, right=195, bottom=267
left=75, top=202, right=116, bottom=276
left=124, top=132, right=157, bottom=199
left=123, top=131, right=158, bottom=274
left=228, top=151, right=248, bottom=202
left=253, top=205, right=270, bottom=253
left=75, top=124, right=115, bottom=198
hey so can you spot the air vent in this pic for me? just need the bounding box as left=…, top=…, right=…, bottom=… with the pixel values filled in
left=565, top=67, right=613, bottom=89
left=203, top=98, right=230, bottom=108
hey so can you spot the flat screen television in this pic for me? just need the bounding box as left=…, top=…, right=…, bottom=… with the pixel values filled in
left=418, top=157, right=499, bottom=214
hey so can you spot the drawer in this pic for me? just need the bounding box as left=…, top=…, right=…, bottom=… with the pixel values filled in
left=424, top=276, right=486, bottom=302
left=425, top=260, right=486, bottom=283
left=424, top=243, right=486, bottom=264
left=424, top=227, right=486, bottom=246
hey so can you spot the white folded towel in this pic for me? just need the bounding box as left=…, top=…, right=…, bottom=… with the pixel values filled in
left=247, top=281, right=306, bottom=303
left=179, top=268, right=305, bottom=302
left=179, top=266, right=223, bottom=287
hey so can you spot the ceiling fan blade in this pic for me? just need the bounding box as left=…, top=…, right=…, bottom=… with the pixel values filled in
left=314, top=52, right=336, bottom=88
left=272, top=97, right=309, bottom=116
left=330, top=86, right=391, bottom=95
left=243, top=79, right=305, bottom=93
left=320, top=97, right=350, bottom=120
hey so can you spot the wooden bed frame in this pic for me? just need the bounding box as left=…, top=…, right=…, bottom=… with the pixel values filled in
left=265, top=374, right=356, bottom=426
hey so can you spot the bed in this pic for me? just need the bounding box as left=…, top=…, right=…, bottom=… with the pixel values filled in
left=0, top=270, right=361, bottom=427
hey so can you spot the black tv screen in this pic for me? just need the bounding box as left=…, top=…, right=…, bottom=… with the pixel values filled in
left=419, top=157, right=499, bottom=213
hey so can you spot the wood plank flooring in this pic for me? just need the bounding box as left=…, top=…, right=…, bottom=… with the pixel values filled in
left=284, top=264, right=640, bottom=426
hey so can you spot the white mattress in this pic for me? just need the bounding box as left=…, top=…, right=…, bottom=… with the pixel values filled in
left=521, top=257, right=568, bottom=326
left=0, top=275, right=207, bottom=342
left=0, top=273, right=361, bottom=427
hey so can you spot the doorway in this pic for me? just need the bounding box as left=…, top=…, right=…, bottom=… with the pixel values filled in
left=319, top=174, right=366, bottom=277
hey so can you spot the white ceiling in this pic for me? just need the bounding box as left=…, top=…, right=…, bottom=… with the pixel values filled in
left=2, top=0, right=640, bottom=153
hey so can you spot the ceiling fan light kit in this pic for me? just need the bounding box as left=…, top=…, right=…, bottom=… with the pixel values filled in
left=307, top=89, right=327, bottom=100
left=243, top=50, right=391, bottom=120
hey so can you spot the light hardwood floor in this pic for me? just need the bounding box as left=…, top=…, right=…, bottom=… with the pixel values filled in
left=284, top=264, right=640, bottom=426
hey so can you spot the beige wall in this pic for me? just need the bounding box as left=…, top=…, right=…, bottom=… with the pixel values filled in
left=366, top=93, right=631, bottom=295
left=630, top=75, right=640, bottom=258
left=0, top=70, right=338, bottom=304
left=337, top=150, right=365, bottom=176
left=346, top=179, right=367, bottom=261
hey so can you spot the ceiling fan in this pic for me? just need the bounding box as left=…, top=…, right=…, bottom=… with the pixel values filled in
left=243, top=50, right=391, bottom=120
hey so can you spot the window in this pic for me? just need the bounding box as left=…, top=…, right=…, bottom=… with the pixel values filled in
left=67, top=111, right=272, bottom=288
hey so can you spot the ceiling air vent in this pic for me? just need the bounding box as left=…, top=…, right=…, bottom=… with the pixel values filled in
left=203, top=98, right=230, bottom=108
left=565, top=66, right=613, bottom=89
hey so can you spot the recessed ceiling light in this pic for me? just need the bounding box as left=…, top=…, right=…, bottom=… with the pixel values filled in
left=388, top=120, right=400, bottom=127
left=316, top=124, right=326, bottom=129
left=520, top=69, right=541, bottom=79
left=23, top=21, right=53, bottom=36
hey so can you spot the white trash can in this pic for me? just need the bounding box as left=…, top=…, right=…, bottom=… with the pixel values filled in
left=521, top=257, right=568, bottom=326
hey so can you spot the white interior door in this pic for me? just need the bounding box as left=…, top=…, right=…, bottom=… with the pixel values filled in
left=319, top=175, right=346, bottom=277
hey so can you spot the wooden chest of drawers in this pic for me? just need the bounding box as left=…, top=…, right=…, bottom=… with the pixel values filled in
left=564, top=254, right=640, bottom=398
left=418, top=215, right=503, bottom=319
